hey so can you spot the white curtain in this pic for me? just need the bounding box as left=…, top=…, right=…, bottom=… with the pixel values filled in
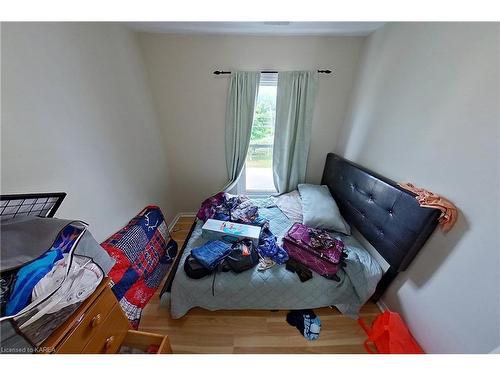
left=273, top=71, right=318, bottom=193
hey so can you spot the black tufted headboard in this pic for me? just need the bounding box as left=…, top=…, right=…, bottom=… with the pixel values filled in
left=321, top=153, right=440, bottom=300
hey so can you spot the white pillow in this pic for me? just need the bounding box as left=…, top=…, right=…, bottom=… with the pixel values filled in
left=298, top=183, right=351, bottom=235
left=272, top=190, right=303, bottom=223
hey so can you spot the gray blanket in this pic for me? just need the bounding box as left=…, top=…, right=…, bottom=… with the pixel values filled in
left=0, top=217, right=115, bottom=274
left=163, top=201, right=382, bottom=319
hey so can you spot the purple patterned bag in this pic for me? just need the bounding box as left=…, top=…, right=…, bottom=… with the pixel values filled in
left=283, top=223, right=346, bottom=281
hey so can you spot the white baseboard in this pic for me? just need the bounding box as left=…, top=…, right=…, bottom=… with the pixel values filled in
left=168, top=212, right=196, bottom=231
left=376, top=298, right=388, bottom=312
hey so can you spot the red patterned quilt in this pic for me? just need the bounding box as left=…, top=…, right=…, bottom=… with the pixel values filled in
left=101, top=206, right=177, bottom=329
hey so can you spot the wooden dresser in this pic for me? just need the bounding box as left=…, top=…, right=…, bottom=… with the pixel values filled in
left=41, top=277, right=171, bottom=354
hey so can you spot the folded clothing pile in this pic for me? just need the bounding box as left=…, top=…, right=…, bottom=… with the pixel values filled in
left=196, top=192, right=289, bottom=267
left=191, top=240, right=233, bottom=270
left=197, top=192, right=259, bottom=224
left=189, top=193, right=349, bottom=284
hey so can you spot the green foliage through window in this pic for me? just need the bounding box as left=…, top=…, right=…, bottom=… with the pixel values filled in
left=250, top=87, right=276, bottom=145
left=246, top=84, right=277, bottom=172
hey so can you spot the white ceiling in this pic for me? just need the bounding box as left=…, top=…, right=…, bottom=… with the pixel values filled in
left=126, top=22, right=385, bottom=36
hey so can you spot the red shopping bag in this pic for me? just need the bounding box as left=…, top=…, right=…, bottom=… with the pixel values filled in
left=358, top=311, right=424, bottom=354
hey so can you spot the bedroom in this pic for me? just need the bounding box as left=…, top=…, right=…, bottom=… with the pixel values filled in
left=0, top=0, right=499, bottom=372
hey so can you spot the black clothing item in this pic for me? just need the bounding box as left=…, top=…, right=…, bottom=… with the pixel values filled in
left=285, top=259, right=313, bottom=282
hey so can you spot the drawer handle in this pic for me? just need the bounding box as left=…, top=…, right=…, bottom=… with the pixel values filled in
left=104, top=336, right=115, bottom=351
left=90, top=314, right=102, bottom=328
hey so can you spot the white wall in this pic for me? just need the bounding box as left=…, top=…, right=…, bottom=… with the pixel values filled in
left=138, top=34, right=365, bottom=214
left=338, top=22, right=500, bottom=353
left=1, top=23, right=173, bottom=241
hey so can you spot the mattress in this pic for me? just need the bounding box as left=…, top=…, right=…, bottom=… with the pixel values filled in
left=162, top=197, right=382, bottom=319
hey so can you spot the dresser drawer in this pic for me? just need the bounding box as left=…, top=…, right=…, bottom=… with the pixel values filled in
left=119, top=330, right=172, bottom=354
left=56, top=286, right=117, bottom=353
left=81, top=303, right=130, bottom=354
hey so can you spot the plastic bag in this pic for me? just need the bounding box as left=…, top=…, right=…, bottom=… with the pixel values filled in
left=358, top=310, right=424, bottom=354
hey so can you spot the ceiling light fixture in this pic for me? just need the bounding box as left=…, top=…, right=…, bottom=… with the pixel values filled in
left=263, top=22, right=291, bottom=26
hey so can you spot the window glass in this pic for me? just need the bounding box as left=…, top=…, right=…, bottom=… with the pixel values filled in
left=245, top=74, right=278, bottom=193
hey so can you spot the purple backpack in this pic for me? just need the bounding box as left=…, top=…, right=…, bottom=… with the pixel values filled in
left=283, top=223, right=346, bottom=281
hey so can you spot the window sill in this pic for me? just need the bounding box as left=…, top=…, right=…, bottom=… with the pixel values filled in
left=245, top=189, right=278, bottom=196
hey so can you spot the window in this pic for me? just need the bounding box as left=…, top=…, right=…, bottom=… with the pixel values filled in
left=244, top=73, right=278, bottom=193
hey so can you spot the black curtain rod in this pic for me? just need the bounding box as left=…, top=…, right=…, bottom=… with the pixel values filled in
left=213, top=69, right=332, bottom=75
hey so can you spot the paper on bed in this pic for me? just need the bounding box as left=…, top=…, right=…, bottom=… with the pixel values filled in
left=201, top=219, right=261, bottom=246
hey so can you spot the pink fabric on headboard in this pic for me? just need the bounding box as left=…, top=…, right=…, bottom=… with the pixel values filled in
left=398, top=182, right=458, bottom=232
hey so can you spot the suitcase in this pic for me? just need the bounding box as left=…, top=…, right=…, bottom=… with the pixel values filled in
left=283, top=223, right=346, bottom=281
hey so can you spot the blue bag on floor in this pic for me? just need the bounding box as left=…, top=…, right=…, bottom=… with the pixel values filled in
left=191, top=240, right=232, bottom=270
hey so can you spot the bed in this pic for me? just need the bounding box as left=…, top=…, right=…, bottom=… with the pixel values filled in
left=160, top=153, right=440, bottom=318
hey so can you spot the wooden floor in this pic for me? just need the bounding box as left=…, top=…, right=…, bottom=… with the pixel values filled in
left=140, top=216, right=380, bottom=354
